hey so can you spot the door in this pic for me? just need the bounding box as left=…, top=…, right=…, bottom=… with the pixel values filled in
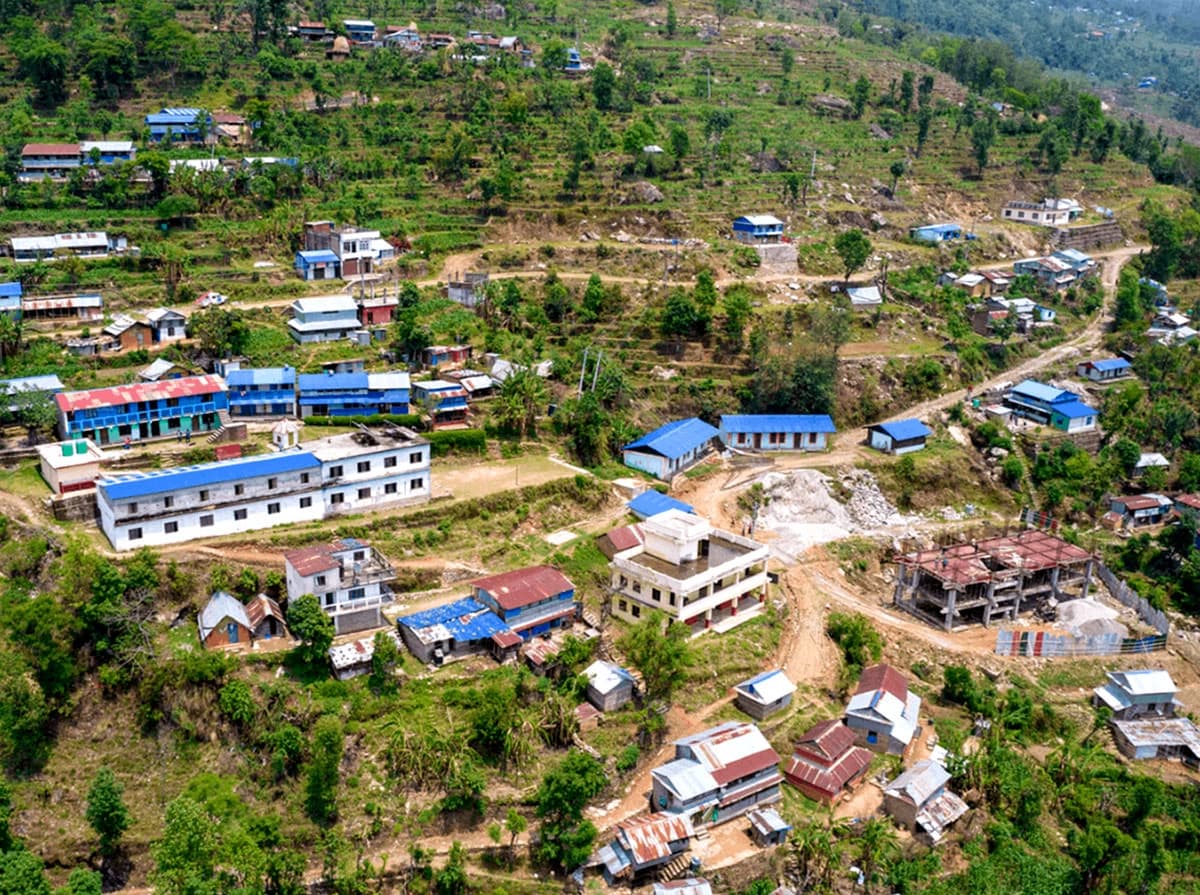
left=226, top=622, right=239, bottom=644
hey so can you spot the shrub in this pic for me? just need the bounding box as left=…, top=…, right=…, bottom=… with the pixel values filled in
left=616, top=745, right=640, bottom=773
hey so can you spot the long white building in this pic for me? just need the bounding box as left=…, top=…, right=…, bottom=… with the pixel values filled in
left=96, top=429, right=430, bottom=550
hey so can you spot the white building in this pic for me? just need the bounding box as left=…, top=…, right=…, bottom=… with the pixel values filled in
left=145, top=307, right=187, bottom=343
left=95, top=429, right=430, bottom=550
left=287, top=296, right=362, bottom=343
left=609, top=509, right=769, bottom=634
left=285, top=537, right=396, bottom=634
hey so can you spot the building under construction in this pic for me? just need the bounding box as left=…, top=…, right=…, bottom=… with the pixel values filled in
left=893, top=530, right=1095, bottom=631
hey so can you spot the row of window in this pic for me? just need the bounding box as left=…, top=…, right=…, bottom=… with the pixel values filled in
left=125, top=478, right=426, bottom=540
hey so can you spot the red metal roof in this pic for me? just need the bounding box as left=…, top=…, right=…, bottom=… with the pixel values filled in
left=55, top=375, right=226, bottom=412
left=615, top=813, right=693, bottom=864
left=855, top=664, right=908, bottom=701
left=491, top=630, right=522, bottom=648
left=784, top=738, right=872, bottom=797
left=23, top=143, right=80, bottom=155
left=1120, top=495, right=1168, bottom=511
left=605, top=523, right=646, bottom=552
left=283, top=545, right=341, bottom=577
left=245, top=594, right=285, bottom=628
left=795, top=718, right=856, bottom=762
left=473, top=565, right=574, bottom=610
left=1176, top=494, right=1200, bottom=510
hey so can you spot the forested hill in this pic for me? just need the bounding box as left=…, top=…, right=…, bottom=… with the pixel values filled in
left=846, top=0, right=1200, bottom=130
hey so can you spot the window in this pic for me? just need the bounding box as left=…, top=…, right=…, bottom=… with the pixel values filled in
left=129, top=527, right=143, bottom=540
left=328, top=465, right=343, bottom=478
left=200, top=515, right=214, bottom=527
left=348, top=587, right=365, bottom=600
left=384, top=456, right=397, bottom=468
left=128, top=502, right=138, bottom=513
left=357, top=461, right=371, bottom=473
left=652, top=588, right=662, bottom=602
left=619, top=575, right=628, bottom=588
left=330, top=493, right=344, bottom=505
left=301, top=473, right=310, bottom=484
left=324, top=593, right=335, bottom=607
left=299, top=496, right=312, bottom=508
left=356, top=487, right=369, bottom=499
left=267, top=477, right=277, bottom=490
left=866, top=731, right=878, bottom=744
left=164, top=521, right=178, bottom=534
left=385, top=482, right=397, bottom=494
left=409, top=451, right=423, bottom=464
left=316, top=575, right=327, bottom=586
left=410, top=477, right=424, bottom=491
left=631, top=604, right=641, bottom=618
left=353, top=551, right=365, bottom=561
left=268, top=502, right=281, bottom=514
left=164, top=496, right=174, bottom=508
left=234, top=484, right=244, bottom=496
left=199, top=490, right=210, bottom=501
left=632, top=582, right=642, bottom=593
left=618, top=599, right=628, bottom=612
left=669, top=593, right=677, bottom=606
left=234, top=509, right=247, bottom=521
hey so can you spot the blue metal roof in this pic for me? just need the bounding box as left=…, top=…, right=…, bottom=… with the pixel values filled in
left=226, top=367, right=296, bottom=387
left=628, top=490, right=695, bottom=520
left=296, top=249, right=340, bottom=264
left=397, top=596, right=512, bottom=641
left=871, top=419, right=931, bottom=441
left=100, top=451, right=321, bottom=500
left=0, top=282, right=22, bottom=298
left=914, top=223, right=962, bottom=234
left=146, top=108, right=203, bottom=124
left=623, top=418, right=719, bottom=460
left=298, top=373, right=367, bottom=391
left=1053, top=400, right=1097, bottom=420
left=720, top=414, right=837, bottom=434
left=1011, top=379, right=1074, bottom=404
left=1089, top=358, right=1131, bottom=372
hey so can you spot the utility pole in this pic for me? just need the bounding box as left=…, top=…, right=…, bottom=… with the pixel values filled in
left=706, top=65, right=712, bottom=100
left=578, top=346, right=589, bottom=395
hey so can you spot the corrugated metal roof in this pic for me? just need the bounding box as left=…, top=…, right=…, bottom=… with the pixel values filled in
left=652, top=758, right=719, bottom=801
left=329, top=630, right=401, bottom=671
left=1111, top=670, right=1176, bottom=696
left=366, top=372, right=410, bottom=390
left=1053, top=400, right=1097, bottom=419
left=298, top=372, right=367, bottom=391
left=584, top=660, right=635, bottom=695
left=747, top=806, right=791, bottom=836
left=198, top=591, right=251, bottom=641
left=1, top=374, right=64, bottom=395
left=856, top=664, right=908, bottom=700
left=735, top=670, right=795, bottom=705
left=292, top=295, right=358, bottom=314
left=885, top=759, right=950, bottom=807
left=720, top=414, right=837, bottom=434
left=0, top=282, right=21, bottom=298
left=297, top=249, right=340, bottom=264
left=226, top=367, right=296, bottom=387
left=1010, top=379, right=1069, bottom=404
left=22, top=143, right=80, bottom=155
left=603, top=523, right=645, bottom=552
left=653, top=879, right=712, bottom=895
left=734, top=214, right=784, bottom=227
left=628, top=490, right=695, bottom=520
left=100, top=450, right=320, bottom=501
left=870, top=419, right=931, bottom=442
left=284, top=542, right=349, bottom=577
left=139, top=358, right=182, bottom=381
left=676, top=720, right=780, bottom=785
left=1087, top=358, right=1131, bottom=372
left=615, top=813, right=694, bottom=865
left=624, top=418, right=720, bottom=460
left=245, top=594, right=285, bottom=629
left=397, top=596, right=512, bottom=644
left=56, top=374, right=226, bottom=412
left=472, top=565, right=574, bottom=611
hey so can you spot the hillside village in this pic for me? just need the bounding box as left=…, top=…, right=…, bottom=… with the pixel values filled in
left=1, top=1, right=1200, bottom=895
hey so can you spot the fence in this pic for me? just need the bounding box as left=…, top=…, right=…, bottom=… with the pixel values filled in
left=1096, top=562, right=1170, bottom=636
left=994, top=629, right=1168, bottom=658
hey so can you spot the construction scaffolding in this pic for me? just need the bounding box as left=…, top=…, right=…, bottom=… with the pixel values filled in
left=892, top=530, right=1095, bottom=632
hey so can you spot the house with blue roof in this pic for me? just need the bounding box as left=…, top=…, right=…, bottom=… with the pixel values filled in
left=719, top=414, right=836, bottom=452
left=623, top=418, right=720, bottom=480
left=297, top=371, right=410, bottom=418
left=145, top=108, right=210, bottom=142
left=226, top=367, right=297, bottom=417
left=1005, top=379, right=1098, bottom=432
left=909, top=223, right=964, bottom=243
left=732, top=215, right=785, bottom=244
left=628, top=490, right=695, bottom=520
left=0, top=281, right=22, bottom=317
left=867, top=419, right=932, bottom=455
left=1076, top=358, right=1132, bottom=383
left=397, top=596, right=518, bottom=664
left=294, top=249, right=341, bottom=281
left=411, top=379, right=468, bottom=425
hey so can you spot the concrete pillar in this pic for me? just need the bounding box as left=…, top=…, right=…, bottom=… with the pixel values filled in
left=1050, top=565, right=1061, bottom=600
left=1012, top=575, right=1025, bottom=619
left=944, top=589, right=957, bottom=631
left=893, top=566, right=907, bottom=606
left=983, top=580, right=996, bottom=627
left=1080, top=559, right=1093, bottom=600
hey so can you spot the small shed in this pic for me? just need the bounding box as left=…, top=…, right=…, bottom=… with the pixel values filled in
left=596, top=522, right=646, bottom=559
left=734, top=670, right=796, bottom=720
left=245, top=593, right=290, bottom=642
left=910, top=223, right=963, bottom=243
left=1076, top=358, right=1132, bottom=382
left=1134, top=453, right=1170, bottom=477
left=867, top=419, right=932, bottom=455
left=732, top=214, right=785, bottom=244
left=329, top=630, right=402, bottom=681
left=198, top=591, right=253, bottom=650
left=847, top=285, right=883, bottom=309
left=36, top=438, right=105, bottom=495
left=746, top=807, right=792, bottom=847
left=584, top=660, right=636, bottom=711
left=294, top=249, right=340, bottom=280
left=627, top=490, right=696, bottom=520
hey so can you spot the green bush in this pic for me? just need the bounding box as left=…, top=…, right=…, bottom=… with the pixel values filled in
left=427, top=429, right=487, bottom=456
left=615, top=745, right=640, bottom=773
left=302, top=413, right=423, bottom=428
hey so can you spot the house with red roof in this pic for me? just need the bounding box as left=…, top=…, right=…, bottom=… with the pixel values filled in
left=284, top=537, right=396, bottom=634
left=845, top=664, right=922, bottom=755
left=471, top=565, right=578, bottom=638
left=783, top=719, right=873, bottom=803
left=54, top=375, right=228, bottom=444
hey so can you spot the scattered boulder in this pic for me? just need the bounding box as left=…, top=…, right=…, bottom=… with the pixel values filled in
left=622, top=182, right=664, bottom=204
left=810, top=94, right=853, bottom=117
left=869, top=123, right=892, bottom=140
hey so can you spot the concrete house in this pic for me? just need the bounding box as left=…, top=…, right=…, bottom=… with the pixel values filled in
left=358, top=295, right=399, bottom=327
left=288, top=296, right=362, bottom=343
left=1094, top=670, right=1180, bottom=720
left=584, top=660, right=636, bottom=712
left=867, top=419, right=932, bottom=455
left=1076, top=358, right=1131, bottom=382
left=411, top=379, right=468, bottom=425
left=623, top=418, right=719, bottom=480
left=732, top=215, right=785, bottom=243
left=295, top=249, right=341, bottom=281
left=446, top=272, right=489, bottom=308
left=11, top=232, right=111, bottom=263
left=198, top=591, right=253, bottom=650
left=650, top=720, right=782, bottom=827
left=910, top=223, right=964, bottom=243
left=342, top=18, right=377, bottom=43
left=19, top=143, right=82, bottom=182
left=471, top=565, right=578, bottom=638
left=36, top=439, right=105, bottom=495
left=55, top=375, right=229, bottom=444
left=845, top=663, right=921, bottom=755
left=718, top=414, right=836, bottom=452
left=226, top=367, right=297, bottom=417
left=297, top=371, right=410, bottom=418
left=145, top=307, right=187, bottom=343
left=95, top=429, right=430, bottom=550
left=610, top=509, right=769, bottom=634
left=146, top=108, right=209, bottom=142
left=883, top=760, right=968, bottom=844
left=285, top=537, right=396, bottom=634
left=1002, top=198, right=1081, bottom=227
left=597, top=814, right=695, bottom=883
left=1109, top=494, right=1173, bottom=526
left=1004, top=380, right=1098, bottom=432
left=783, top=719, right=873, bottom=804
left=302, top=221, right=382, bottom=278
left=397, top=596, right=516, bottom=665
left=734, top=670, right=796, bottom=720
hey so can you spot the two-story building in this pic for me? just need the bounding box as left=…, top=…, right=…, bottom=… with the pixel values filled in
left=1094, top=670, right=1180, bottom=720
left=623, top=418, right=719, bottom=480
left=285, top=537, right=395, bottom=633
left=845, top=663, right=922, bottom=755
left=288, top=296, right=362, bottom=343
left=95, top=428, right=430, bottom=550
left=19, top=143, right=83, bottom=182
left=883, top=760, right=968, bottom=844
left=1004, top=379, right=1098, bottom=432
left=358, top=295, right=400, bottom=327
left=145, top=307, right=188, bottom=343
left=297, top=371, right=410, bottom=418
left=145, top=108, right=209, bottom=142
left=782, top=718, right=873, bottom=804
left=410, top=379, right=468, bottom=425
left=342, top=18, right=377, bottom=44
left=55, top=375, right=229, bottom=444
left=609, top=509, right=769, bottom=635
left=302, top=221, right=383, bottom=279
left=731, top=215, right=785, bottom=243
left=650, top=720, right=782, bottom=827
left=225, top=367, right=297, bottom=417
left=470, top=565, right=578, bottom=638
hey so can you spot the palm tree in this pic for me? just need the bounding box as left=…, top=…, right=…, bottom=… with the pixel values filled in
left=856, top=817, right=900, bottom=895
left=790, top=815, right=848, bottom=892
